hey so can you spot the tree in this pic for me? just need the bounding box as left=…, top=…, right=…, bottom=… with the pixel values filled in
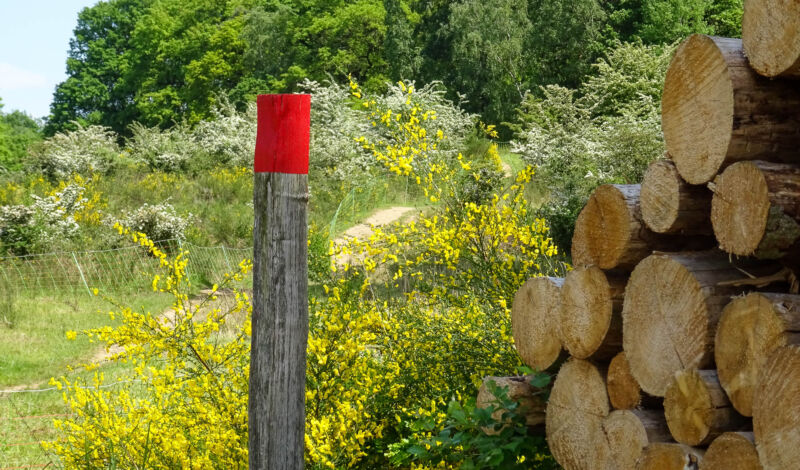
left=0, top=98, right=42, bottom=171
left=383, top=0, right=421, bottom=80
left=447, top=0, right=534, bottom=124
left=638, top=0, right=711, bottom=43
left=47, top=0, right=152, bottom=135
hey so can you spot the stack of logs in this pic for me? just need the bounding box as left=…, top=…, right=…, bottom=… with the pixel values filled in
left=479, top=1, right=800, bottom=469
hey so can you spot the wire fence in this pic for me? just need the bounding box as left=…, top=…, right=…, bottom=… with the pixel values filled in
left=0, top=240, right=252, bottom=297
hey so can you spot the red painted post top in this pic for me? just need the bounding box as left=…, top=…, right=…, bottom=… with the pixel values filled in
left=254, top=94, right=311, bottom=174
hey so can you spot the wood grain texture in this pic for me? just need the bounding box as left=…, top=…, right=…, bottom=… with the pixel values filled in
left=249, top=172, right=309, bottom=470
left=711, top=160, right=800, bottom=259
left=560, top=267, right=625, bottom=360
left=664, top=369, right=748, bottom=446
left=753, top=345, right=800, bottom=470
left=662, top=35, right=800, bottom=184
left=511, top=277, right=564, bottom=370
left=743, top=0, right=800, bottom=78
left=700, top=432, right=762, bottom=470
left=622, top=251, right=777, bottom=396
left=715, top=292, right=800, bottom=417
left=641, top=159, right=711, bottom=235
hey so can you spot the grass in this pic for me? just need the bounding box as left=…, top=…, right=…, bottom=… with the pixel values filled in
left=0, top=290, right=173, bottom=388
left=0, top=290, right=174, bottom=468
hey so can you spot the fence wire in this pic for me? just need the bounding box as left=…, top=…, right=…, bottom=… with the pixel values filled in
left=0, top=240, right=252, bottom=296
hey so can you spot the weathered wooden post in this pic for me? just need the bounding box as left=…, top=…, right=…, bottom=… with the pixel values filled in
left=249, top=94, right=311, bottom=469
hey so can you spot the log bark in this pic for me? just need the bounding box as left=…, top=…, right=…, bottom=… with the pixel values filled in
left=637, top=444, right=704, bottom=470
left=699, top=432, right=763, bottom=470
left=572, top=184, right=712, bottom=270
left=664, top=369, right=749, bottom=446
left=753, top=345, right=800, bottom=470
left=560, top=267, right=626, bottom=360
left=476, top=375, right=547, bottom=435
left=641, top=159, right=712, bottom=235
left=622, top=251, right=778, bottom=396
left=603, top=409, right=674, bottom=469
left=511, top=277, right=564, bottom=371
left=743, top=0, right=800, bottom=78
left=607, top=352, right=642, bottom=410
left=546, top=359, right=614, bottom=470
left=715, top=292, right=800, bottom=416
left=662, top=35, right=800, bottom=184
left=711, top=160, right=800, bottom=259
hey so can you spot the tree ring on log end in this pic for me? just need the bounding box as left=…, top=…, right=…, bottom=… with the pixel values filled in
left=571, top=185, right=636, bottom=270
left=623, top=254, right=713, bottom=396
left=603, top=410, right=648, bottom=469
left=753, top=345, right=800, bottom=470
left=700, top=433, right=761, bottom=470
left=607, top=352, right=641, bottom=410
left=511, top=277, right=564, bottom=371
left=664, top=369, right=715, bottom=446
left=641, top=160, right=682, bottom=233
left=662, top=34, right=734, bottom=184
left=711, top=161, right=770, bottom=256
left=546, top=359, right=612, bottom=470
left=715, top=293, right=788, bottom=417
left=560, top=266, right=619, bottom=359
left=637, top=443, right=704, bottom=470
left=743, top=0, right=800, bottom=78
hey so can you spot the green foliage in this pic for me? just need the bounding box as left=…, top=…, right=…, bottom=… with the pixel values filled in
left=28, top=124, right=120, bottom=179
left=47, top=0, right=744, bottom=138
left=388, top=376, right=558, bottom=469
left=0, top=99, right=42, bottom=171
left=511, top=41, right=674, bottom=251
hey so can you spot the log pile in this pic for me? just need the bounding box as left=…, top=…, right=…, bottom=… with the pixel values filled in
left=497, top=3, right=800, bottom=468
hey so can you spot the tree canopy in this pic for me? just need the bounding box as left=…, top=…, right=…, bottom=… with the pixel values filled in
left=46, top=0, right=744, bottom=135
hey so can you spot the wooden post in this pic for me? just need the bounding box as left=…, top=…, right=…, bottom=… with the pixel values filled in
left=249, top=94, right=311, bottom=470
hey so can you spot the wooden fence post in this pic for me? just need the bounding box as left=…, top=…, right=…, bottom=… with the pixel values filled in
left=249, top=94, right=311, bottom=470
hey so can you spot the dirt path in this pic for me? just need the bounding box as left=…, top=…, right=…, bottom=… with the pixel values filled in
left=336, top=206, right=416, bottom=242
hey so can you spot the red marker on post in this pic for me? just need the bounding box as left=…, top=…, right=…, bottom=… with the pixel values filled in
left=250, top=94, right=310, bottom=470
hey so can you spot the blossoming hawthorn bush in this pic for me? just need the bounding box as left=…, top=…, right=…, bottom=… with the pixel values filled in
left=0, top=174, right=105, bottom=255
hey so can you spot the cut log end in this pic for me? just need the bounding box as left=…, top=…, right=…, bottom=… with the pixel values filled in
left=623, top=253, right=716, bottom=396
left=753, top=345, right=800, bottom=470
left=607, top=352, right=641, bottom=410
left=603, top=410, right=648, bottom=469
left=511, top=277, right=564, bottom=371
left=715, top=292, right=792, bottom=417
left=664, top=369, right=740, bottom=446
left=477, top=376, right=547, bottom=435
left=662, top=35, right=735, bottom=184
left=546, top=359, right=612, bottom=470
left=637, top=443, right=704, bottom=470
left=641, top=159, right=711, bottom=234
left=743, top=0, right=800, bottom=78
left=572, top=184, right=642, bottom=270
left=711, top=161, right=770, bottom=256
left=700, top=433, right=762, bottom=470
left=560, top=267, right=624, bottom=359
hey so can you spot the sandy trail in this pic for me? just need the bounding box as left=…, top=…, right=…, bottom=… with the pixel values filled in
left=337, top=206, right=416, bottom=242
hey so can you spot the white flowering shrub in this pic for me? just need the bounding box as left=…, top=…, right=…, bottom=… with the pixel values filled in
left=298, top=79, right=375, bottom=181
left=29, top=124, right=119, bottom=179
left=193, top=96, right=257, bottom=168
left=126, top=122, right=195, bottom=172
left=0, top=184, right=86, bottom=255
left=119, top=202, right=193, bottom=241
left=510, top=41, right=674, bottom=250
